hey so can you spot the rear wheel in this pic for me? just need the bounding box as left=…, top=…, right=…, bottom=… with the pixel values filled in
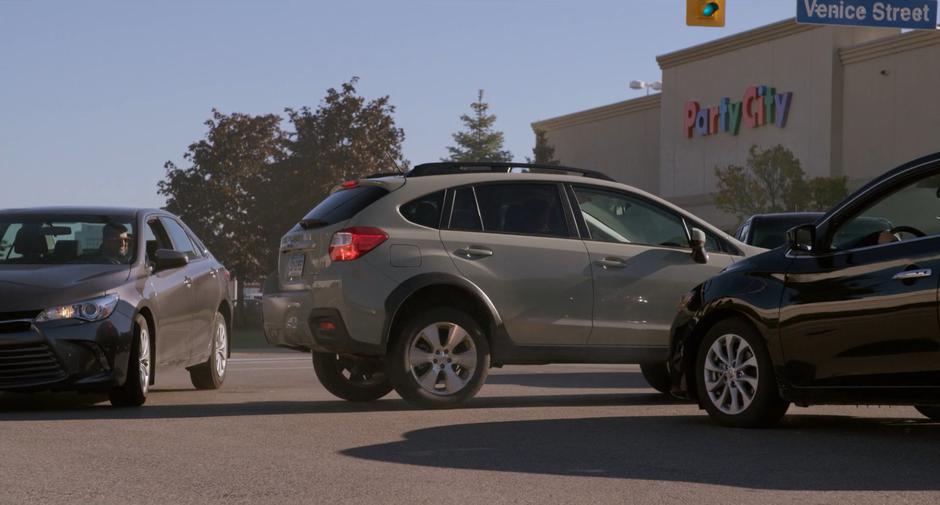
left=915, top=405, right=940, bottom=420
left=189, top=311, right=228, bottom=390
left=388, top=308, right=490, bottom=408
left=312, top=352, right=393, bottom=402
left=640, top=362, right=671, bottom=395
left=696, top=319, right=789, bottom=428
left=109, top=314, right=151, bottom=407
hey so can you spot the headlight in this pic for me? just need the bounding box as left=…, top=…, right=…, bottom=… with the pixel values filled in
left=34, top=294, right=119, bottom=323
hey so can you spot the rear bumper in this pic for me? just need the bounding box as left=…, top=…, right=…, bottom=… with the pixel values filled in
left=262, top=289, right=384, bottom=356
left=0, top=307, right=135, bottom=393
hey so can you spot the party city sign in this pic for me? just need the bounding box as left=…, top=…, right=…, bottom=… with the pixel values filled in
left=684, top=85, right=793, bottom=139
left=797, top=0, right=937, bottom=30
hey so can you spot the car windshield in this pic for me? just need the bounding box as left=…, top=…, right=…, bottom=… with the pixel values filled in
left=0, top=214, right=137, bottom=265
left=750, top=216, right=820, bottom=249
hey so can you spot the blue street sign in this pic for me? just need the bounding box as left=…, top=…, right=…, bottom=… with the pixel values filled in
left=797, top=0, right=938, bottom=30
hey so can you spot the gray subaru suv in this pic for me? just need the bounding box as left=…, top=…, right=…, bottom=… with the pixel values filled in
left=262, top=162, right=760, bottom=407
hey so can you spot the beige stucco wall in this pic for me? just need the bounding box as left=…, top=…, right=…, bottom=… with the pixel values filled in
left=841, top=31, right=940, bottom=186
left=531, top=95, right=661, bottom=194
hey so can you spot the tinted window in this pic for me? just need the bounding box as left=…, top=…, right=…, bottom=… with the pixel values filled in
left=0, top=214, right=136, bottom=265
left=160, top=218, right=199, bottom=260
left=301, top=186, right=388, bottom=227
left=449, top=187, right=482, bottom=231
left=831, top=172, right=940, bottom=250
left=574, top=187, right=687, bottom=247
left=400, top=191, right=444, bottom=229
left=750, top=216, right=819, bottom=249
left=474, top=183, right=570, bottom=237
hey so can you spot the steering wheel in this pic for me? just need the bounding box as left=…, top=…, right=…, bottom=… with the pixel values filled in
left=889, top=226, right=926, bottom=238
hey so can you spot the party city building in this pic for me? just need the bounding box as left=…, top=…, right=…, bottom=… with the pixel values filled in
left=531, top=18, right=940, bottom=229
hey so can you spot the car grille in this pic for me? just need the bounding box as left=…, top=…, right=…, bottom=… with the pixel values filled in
left=0, top=310, right=41, bottom=334
left=0, top=343, right=66, bottom=387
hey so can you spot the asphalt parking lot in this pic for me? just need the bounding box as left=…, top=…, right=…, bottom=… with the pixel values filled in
left=1, top=352, right=939, bottom=505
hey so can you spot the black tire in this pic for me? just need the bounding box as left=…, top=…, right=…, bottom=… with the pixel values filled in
left=388, top=307, right=490, bottom=408
left=915, top=405, right=940, bottom=420
left=696, top=318, right=789, bottom=428
left=189, top=311, right=228, bottom=390
left=110, top=314, right=151, bottom=407
left=640, top=361, right=672, bottom=395
left=312, top=352, right=393, bottom=402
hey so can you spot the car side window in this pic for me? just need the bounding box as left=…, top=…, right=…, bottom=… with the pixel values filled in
left=159, top=217, right=199, bottom=260
left=831, top=172, right=940, bottom=250
left=573, top=186, right=688, bottom=248
left=400, top=190, right=445, bottom=229
left=473, top=183, right=570, bottom=238
left=448, top=186, right=483, bottom=231
left=145, top=219, right=173, bottom=263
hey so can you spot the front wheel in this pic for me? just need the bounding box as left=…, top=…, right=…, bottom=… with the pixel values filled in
left=388, top=308, right=490, bottom=408
left=109, top=314, right=151, bottom=407
left=915, top=405, right=940, bottom=420
left=696, top=319, right=789, bottom=428
left=189, top=312, right=228, bottom=390
left=640, top=362, right=671, bottom=395
left=312, top=352, right=393, bottom=402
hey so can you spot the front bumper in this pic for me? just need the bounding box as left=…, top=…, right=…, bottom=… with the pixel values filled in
left=0, top=307, right=134, bottom=393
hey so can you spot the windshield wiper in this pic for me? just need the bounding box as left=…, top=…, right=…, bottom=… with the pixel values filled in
left=298, top=218, right=329, bottom=230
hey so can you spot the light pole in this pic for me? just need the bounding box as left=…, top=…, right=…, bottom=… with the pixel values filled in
left=629, top=80, right=662, bottom=96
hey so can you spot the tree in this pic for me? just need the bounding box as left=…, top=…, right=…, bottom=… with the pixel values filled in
left=527, top=129, right=560, bottom=165
left=444, top=89, right=512, bottom=162
left=714, top=144, right=848, bottom=220
left=158, top=110, right=286, bottom=282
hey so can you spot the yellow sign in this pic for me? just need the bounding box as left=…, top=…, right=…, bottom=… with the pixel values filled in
left=687, top=0, right=725, bottom=27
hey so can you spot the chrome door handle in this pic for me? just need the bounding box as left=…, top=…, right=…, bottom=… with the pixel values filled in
left=209, top=269, right=217, bottom=278
left=456, top=247, right=493, bottom=259
left=893, top=268, right=932, bottom=281
left=184, top=276, right=194, bottom=287
left=596, top=257, right=626, bottom=269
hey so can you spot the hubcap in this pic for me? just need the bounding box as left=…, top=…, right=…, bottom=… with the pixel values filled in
left=214, top=319, right=228, bottom=378
left=139, top=327, right=151, bottom=395
left=406, top=322, right=477, bottom=396
left=703, top=333, right=758, bottom=415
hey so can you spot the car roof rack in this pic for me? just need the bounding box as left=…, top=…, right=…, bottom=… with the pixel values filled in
left=406, top=162, right=615, bottom=182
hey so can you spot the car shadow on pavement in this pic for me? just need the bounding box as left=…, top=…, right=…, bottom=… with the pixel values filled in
left=340, top=414, right=940, bottom=491
left=486, top=371, right=650, bottom=389
left=0, top=390, right=679, bottom=420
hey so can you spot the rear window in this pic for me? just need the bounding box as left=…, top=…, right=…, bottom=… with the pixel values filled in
left=301, top=186, right=388, bottom=227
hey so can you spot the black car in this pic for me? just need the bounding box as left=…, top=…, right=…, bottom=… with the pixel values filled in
left=735, top=212, right=823, bottom=249
left=0, top=207, right=232, bottom=406
left=670, top=152, right=940, bottom=427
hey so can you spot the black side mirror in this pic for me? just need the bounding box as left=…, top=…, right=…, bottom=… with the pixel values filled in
left=153, top=249, right=189, bottom=271
left=690, top=228, right=709, bottom=264
left=787, top=224, right=816, bottom=252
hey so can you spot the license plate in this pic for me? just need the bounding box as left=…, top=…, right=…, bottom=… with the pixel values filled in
left=287, top=253, right=305, bottom=277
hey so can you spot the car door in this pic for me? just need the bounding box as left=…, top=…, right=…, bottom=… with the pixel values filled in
left=160, top=217, right=218, bottom=366
left=439, top=182, right=593, bottom=346
left=569, top=185, right=735, bottom=348
left=143, top=217, right=195, bottom=367
left=780, top=168, right=940, bottom=388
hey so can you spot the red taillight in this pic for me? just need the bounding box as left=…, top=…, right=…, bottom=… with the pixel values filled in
left=341, top=180, right=359, bottom=189
left=329, top=227, right=388, bottom=261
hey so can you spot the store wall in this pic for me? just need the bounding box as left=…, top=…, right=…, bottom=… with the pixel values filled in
left=532, top=95, right=661, bottom=194
left=841, top=31, right=940, bottom=186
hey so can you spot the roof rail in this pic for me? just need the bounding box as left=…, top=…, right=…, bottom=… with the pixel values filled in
left=406, top=162, right=615, bottom=182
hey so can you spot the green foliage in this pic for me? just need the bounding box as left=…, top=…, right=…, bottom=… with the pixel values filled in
left=714, top=145, right=848, bottom=220
left=444, top=90, right=512, bottom=162
left=527, top=129, right=560, bottom=165
left=158, top=78, right=406, bottom=281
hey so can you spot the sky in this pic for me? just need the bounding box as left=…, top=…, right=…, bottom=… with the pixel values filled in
left=0, top=0, right=798, bottom=209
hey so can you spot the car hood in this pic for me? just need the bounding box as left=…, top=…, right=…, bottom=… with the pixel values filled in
left=0, top=264, right=131, bottom=313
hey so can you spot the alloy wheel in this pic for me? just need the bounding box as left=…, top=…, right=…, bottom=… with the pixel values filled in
left=703, top=333, right=758, bottom=415
left=214, top=319, right=228, bottom=378
left=139, top=326, right=151, bottom=395
left=406, top=322, right=477, bottom=396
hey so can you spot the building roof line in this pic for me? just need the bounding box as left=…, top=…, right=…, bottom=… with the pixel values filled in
left=840, top=29, right=940, bottom=64
left=656, top=18, right=817, bottom=69
left=531, top=94, right=661, bottom=132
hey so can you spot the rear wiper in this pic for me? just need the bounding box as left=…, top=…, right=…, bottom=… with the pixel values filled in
left=298, top=218, right=329, bottom=230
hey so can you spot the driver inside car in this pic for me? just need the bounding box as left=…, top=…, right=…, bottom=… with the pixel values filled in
left=99, top=223, right=133, bottom=263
